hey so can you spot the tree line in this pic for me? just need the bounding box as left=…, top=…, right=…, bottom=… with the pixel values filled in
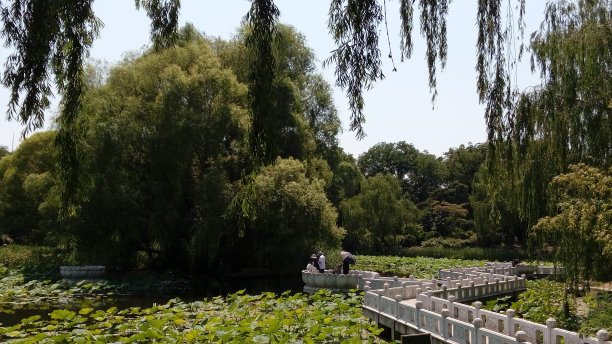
left=0, top=1, right=609, bottom=286
left=0, top=23, right=492, bottom=274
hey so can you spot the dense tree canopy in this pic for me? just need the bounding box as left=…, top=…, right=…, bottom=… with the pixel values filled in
left=0, top=0, right=609, bottom=281
left=340, top=173, right=420, bottom=253
left=532, top=164, right=612, bottom=289
left=26, top=23, right=342, bottom=272
left=358, top=141, right=445, bottom=203
left=0, top=131, right=59, bottom=243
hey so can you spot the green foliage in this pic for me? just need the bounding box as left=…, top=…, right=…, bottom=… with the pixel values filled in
left=245, top=0, right=281, bottom=165
left=70, top=36, right=249, bottom=269
left=581, top=291, right=612, bottom=336
left=0, top=264, right=113, bottom=313
left=475, top=0, right=611, bottom=248
left=353, top=255, right=485, bottom=279
left=0, top=147, right=9, bottom=160
left=470, top=153, right=527, bottom=245
left=531, top=164, right=612, bottom=288
left=443, top=143, right=487, bottom=193
left=0, top=288, right=387, bottom=343
left=135, top=0, right=180, bottom=50
left=357, top=141, right=445, bottom=203
left=483, top=279, right=612, bottom=336
left=420, top=237, right=470, bottom=249
left=328, top=153, right=364, bottom=207
left=0, top=132, right=60, bottom=244
left=420, top=200, right=473, bottom=239
left=234, top=158, right=344, bottom=272
left=0, top=246, right=67, bottom=268
left=400, top=246, right=525, bottom=261
left=340, top=174, right=421, bottom=254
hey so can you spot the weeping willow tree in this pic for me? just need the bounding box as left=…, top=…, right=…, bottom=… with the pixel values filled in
left=520, top=0, right=610, bottom=225
left=2, top=1, right=608, bottom=213
left=532, top=164, right=612, bottom=290
left=512, top=0, right=611, bottom=224
left=520, top=0, right=611, bottom=288
left=1, top=0, right=532, bottom=157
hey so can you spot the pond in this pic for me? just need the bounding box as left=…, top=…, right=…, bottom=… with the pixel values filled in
left=0, top=273, right=305, bottom=326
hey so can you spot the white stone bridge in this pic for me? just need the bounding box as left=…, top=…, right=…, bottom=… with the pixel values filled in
left=358, top=263, right=609, bottom=344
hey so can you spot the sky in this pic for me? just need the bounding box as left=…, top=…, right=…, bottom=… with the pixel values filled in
left=0, top=1, right=547, bottom=158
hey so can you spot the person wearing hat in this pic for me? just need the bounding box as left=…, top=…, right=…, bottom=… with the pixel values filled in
left=306, top=254, right=319, bottom=273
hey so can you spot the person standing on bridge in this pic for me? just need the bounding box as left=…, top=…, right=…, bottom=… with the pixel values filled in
left=317, top=251, right=326, bottom=273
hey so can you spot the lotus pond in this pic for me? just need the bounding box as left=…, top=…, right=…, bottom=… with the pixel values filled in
left=0, top=264, right=391, bottom=343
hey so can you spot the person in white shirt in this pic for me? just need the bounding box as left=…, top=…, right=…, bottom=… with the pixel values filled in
left=317, top=251, right=326, bottom=273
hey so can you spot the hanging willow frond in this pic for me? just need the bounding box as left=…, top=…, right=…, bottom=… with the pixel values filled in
left=325, top=0, right=384, bottom=139
left=1, top=0, right=102, bottom=205
left=135, top=0, right=180, bottom=51
left=245, top=0, right=280, bottom=165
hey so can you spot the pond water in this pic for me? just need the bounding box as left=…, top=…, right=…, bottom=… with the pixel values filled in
left=0, top=274, right=305, bottom=326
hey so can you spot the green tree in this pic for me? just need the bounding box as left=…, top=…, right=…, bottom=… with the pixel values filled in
left=420, top=200, right=472, bottom=242
left=508, top=0, right=611, bottom=228
left=475, top=0, right=611, bottom=245
left=532, top=164, right=612, bottom=289
left=327, top=151, right=363, bottom=207
left=0, top=146, right=9, bottom=160
left=470, top=151, right=526, bottom=245
left=0, top=131, right=59, bottom=243
left=70, top=32, right=250, bottom=269
left=340, top=174, right=421, bottom=253
left=358, top=141, right=445, bottom=203
left=443, top=143, right=487, bottom=193
left=215, top=24, right=339, bottom=165
left=234, top=158, right=344, bottom=272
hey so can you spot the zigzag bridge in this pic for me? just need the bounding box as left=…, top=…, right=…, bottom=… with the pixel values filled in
left=302, top=262, right=610, bottom=344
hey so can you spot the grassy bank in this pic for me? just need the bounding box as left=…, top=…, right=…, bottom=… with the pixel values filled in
left=400, top=246, right=528, bottom=261
left=0, top=245, right=67, bottom=268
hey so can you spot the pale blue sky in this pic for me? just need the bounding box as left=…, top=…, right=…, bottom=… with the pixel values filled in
left=0, top=1, right=546, bottom=157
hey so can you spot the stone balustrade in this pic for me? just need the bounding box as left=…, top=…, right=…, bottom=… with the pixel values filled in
left=364, top=288, right=610, bottom=344
left=362, top=264, right=607, bottom=344
left=301, top=270, right=361, bottom=293
left=439, top=263, right=566, bottom=279
left=60, top=265, right=106, bottom=279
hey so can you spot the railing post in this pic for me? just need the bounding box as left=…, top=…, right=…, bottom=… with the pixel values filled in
left=456, top=283, right=462, bottom=301
left=474, top=301, right=482, bottom=322
left=394, top=276, right=399, bottom=287
left=395, top=294, right=403, bottom=318
left=507, top=309, right=516, bottom=336
left=448, top=295, right=456, bottom=318
left=401, top=281, right=409, bottom=299
left=441, top=308, right=450, bottom=339
left=441, top=284, right=448, bottom=300
left=516, top=331, right=528, bottom=344
left=546, top=318, right=557, bottom=344
left=473, top=318, right=483, bottom=344
left=469, top=281, right=475, bottom=298
left=415, top=301, right=423, bottom=329
left=494, top=278, right=500, bottom=294
left=597, top=330, right=610, bottom=344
